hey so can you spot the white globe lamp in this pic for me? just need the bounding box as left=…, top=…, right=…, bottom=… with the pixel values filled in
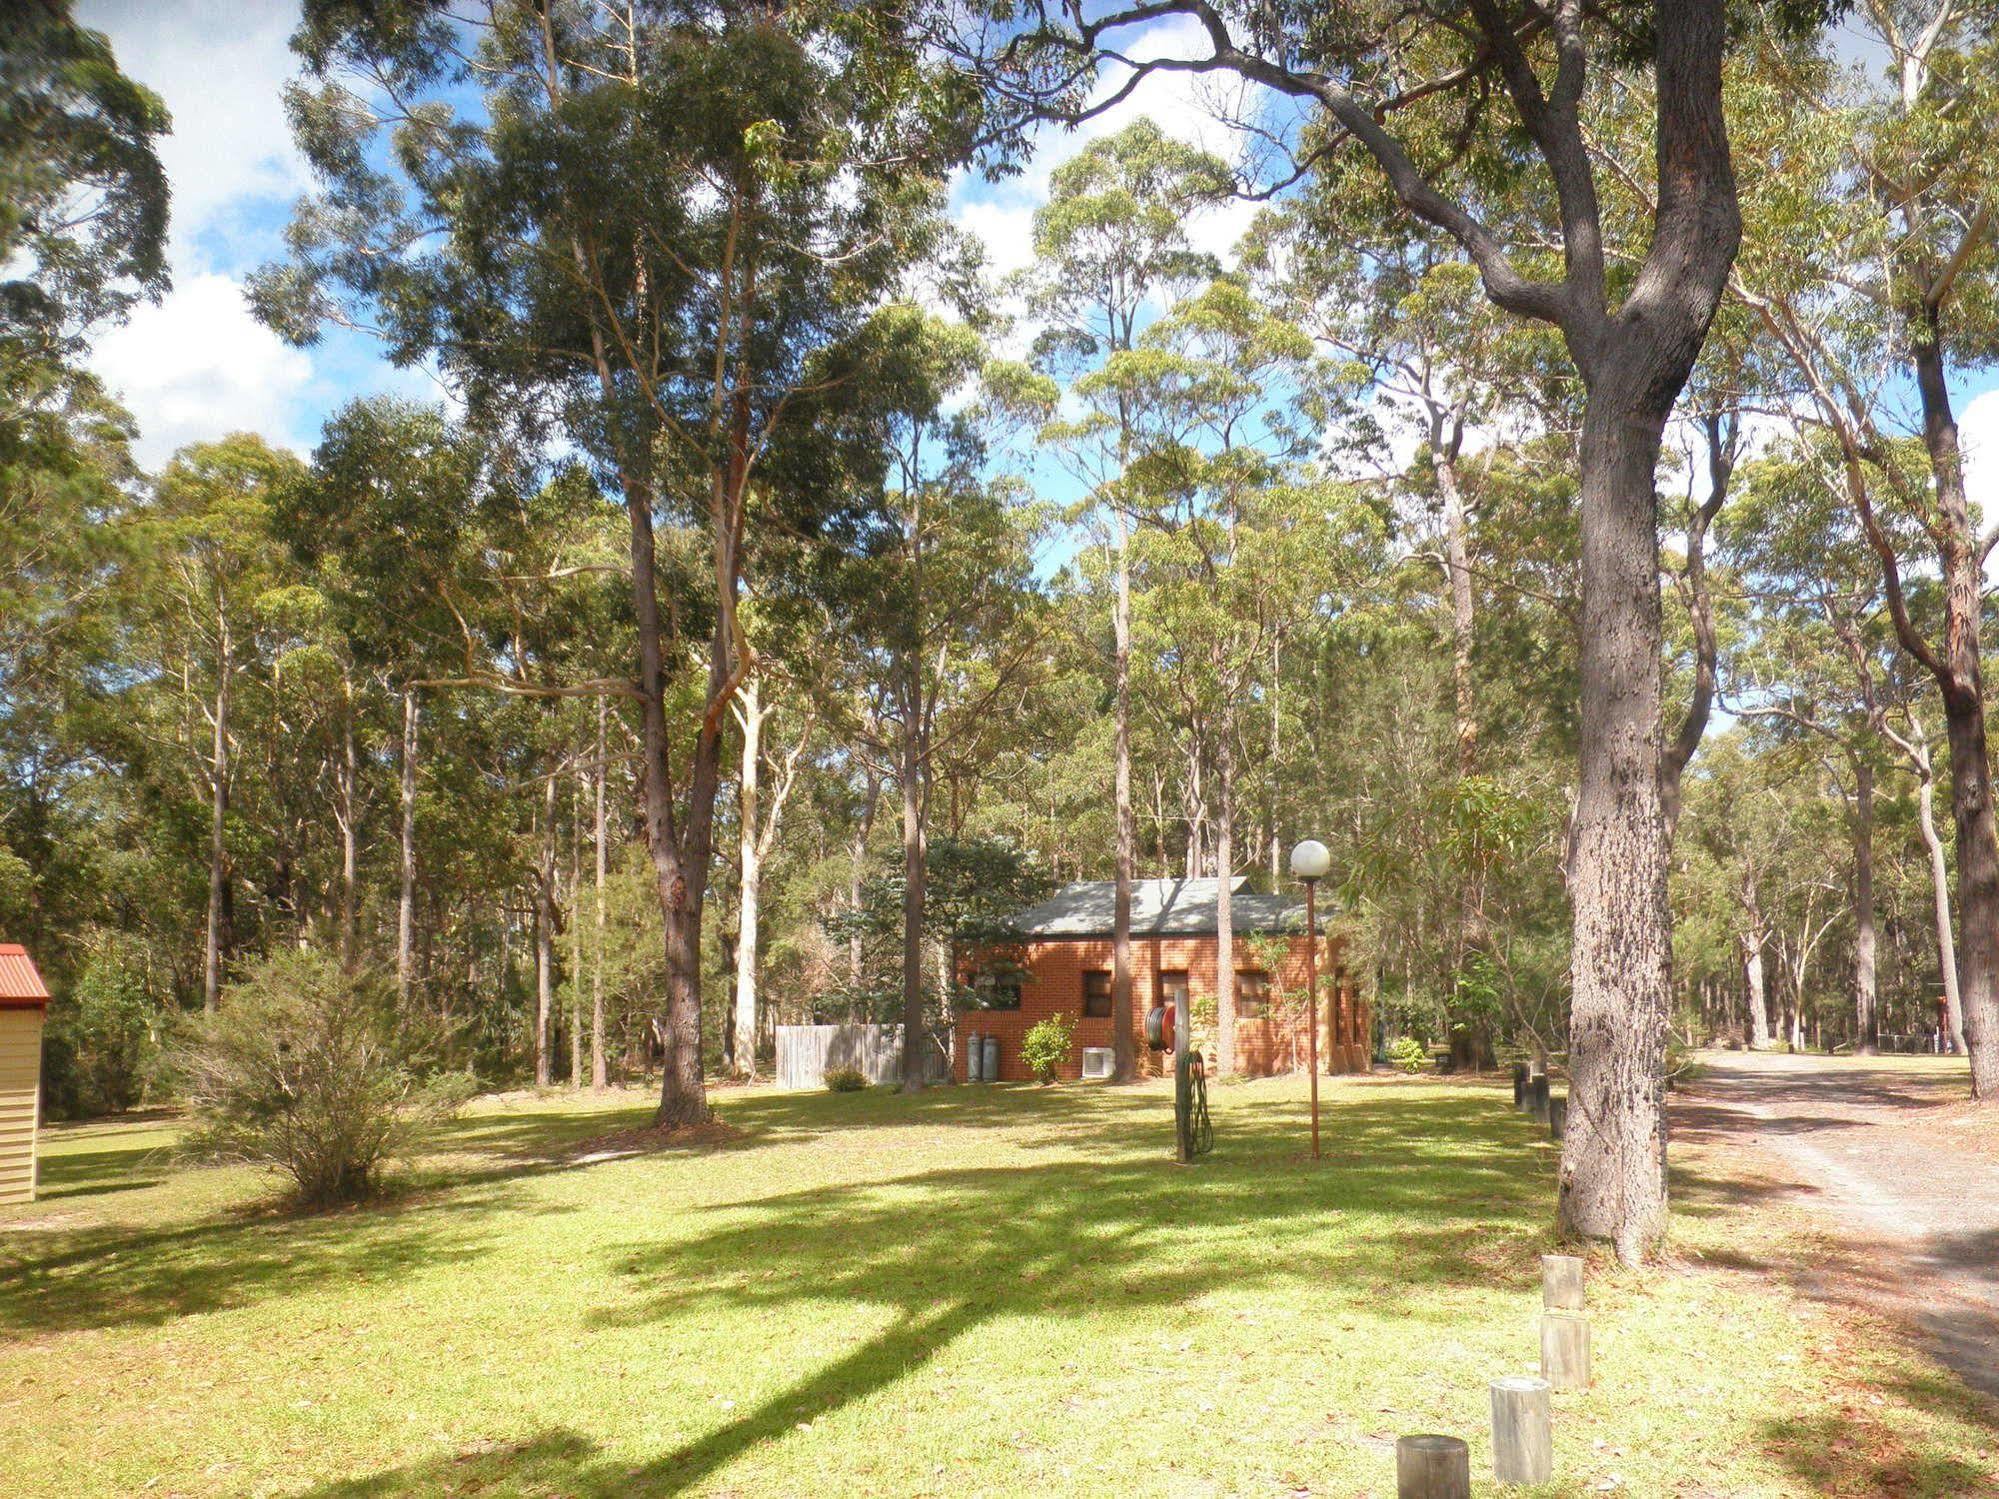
left=1289, top=839, right=1332, bottom=882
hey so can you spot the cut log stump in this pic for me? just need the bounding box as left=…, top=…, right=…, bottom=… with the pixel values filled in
left=1395, top=1433, right=1470, bottom=1499
left=1490, top=1375, right=1553, bottom=1484
left=1541, top=1310, right=1592, bottom=1390
left=1541, top=1253, right=1585, bottom=1310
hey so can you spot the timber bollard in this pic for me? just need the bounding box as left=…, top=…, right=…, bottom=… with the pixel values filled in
left=1541, top=1253, right=1585, bottom=1310
left=1512, top=1063, right=1528, bottom=1108
left=1527, top=1074, right=1551, bottom=1125
left=1489, top=1375, right=1553, bottom=1484
left=1548, top=1094, right=1567, bottom=1139
left=1541, top=1309, right=1592, bottom=1389
left=1395, top=1434, right=1470, bottom=1499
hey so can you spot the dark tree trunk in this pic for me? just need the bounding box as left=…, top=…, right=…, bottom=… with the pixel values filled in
left=1558, top=385, right=1676, bottom=1260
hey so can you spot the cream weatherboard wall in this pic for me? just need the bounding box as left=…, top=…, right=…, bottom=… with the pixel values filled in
left=0, top=1006, right=41, bottom=1204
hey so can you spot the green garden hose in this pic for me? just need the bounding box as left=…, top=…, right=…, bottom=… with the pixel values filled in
left=1174, top=1048, right=1214, bottom=1160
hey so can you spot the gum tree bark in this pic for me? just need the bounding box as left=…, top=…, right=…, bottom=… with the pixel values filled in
left=1851, top=760, right=1878, bottom=1053
left=397, top=686, right=419, bottom=1006
left=203, top=608, right=231, bottom=1013
left=592, top=697, right=608, bottom=1089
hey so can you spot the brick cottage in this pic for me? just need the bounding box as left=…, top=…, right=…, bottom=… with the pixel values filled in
left=954, top=877, right=1369, bottom=1083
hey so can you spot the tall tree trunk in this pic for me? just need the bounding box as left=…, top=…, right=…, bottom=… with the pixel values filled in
left=571, top=776, right=584, bottom=1088
left=732, top=675, right=764, bottom=1081
left=398, top=687, right=420, bottom=1006
left=337, top=671, right=359, bottom=968
left=1742, top=892, right=1772, bottom=1052
left=535, top=770, right=557, bottom=1088
left=898, top=657, right=929, bottom=1092
left=1111, top=523, right=1137, bottom=1083
left=592, top=698, right=608, bottom=1089
left=1908, top=337, right=1999, bottom=1092
left=1914, top=752, right=1967, bottom=1052
left=203, top=611, right=232, bottom=1013
left=626, top=489, right=724, bottom=1128
left=1851, top=759, right=1878, bottom=1053
left=1215, top=718, right=1237, bottom=1077
left=1557, top=387, right=1677, bottom=1262
left=1438, top=434, right=1478, bottom=779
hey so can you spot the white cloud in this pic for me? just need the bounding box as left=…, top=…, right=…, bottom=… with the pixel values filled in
left=948, top=14, right=1276, bottom=287
left=78, top=0, right=308, bottom=267
left=90, top=272, right=314, bottom=467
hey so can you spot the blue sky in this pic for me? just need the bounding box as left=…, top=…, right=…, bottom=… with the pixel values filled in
left=75, top=0, right=1999, bottom=527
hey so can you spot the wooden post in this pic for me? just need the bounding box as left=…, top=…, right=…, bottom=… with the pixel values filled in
left=1512, top=1062, right=1528, bottom=1108
left=1489, top=1376, right=1553, bottom=1484
left=1527, top=1074, right=1551, bottom=1124
left=1541, top=1310, right=1592, bottom=1390
left=1548, top=1095, right=1567, bottom=1139
left=1541, top=1253, right=1585, bottom=1310
left=1395, top=1434, right=1470, bottom=1499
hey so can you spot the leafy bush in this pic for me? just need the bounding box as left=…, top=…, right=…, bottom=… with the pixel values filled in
left=1020, top=1014, right=1076, bottom=1083
left=176, top=950, right=472, bottom=1207
left=1388, top=1035, right=1428, bottom=1074
left=43, top=939, right=159, bottom=1117
left=824, top=1065, right=868, bottom=1092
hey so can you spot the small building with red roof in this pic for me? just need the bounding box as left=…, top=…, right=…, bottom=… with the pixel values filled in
left=0, top=944, right=51, bottom=1204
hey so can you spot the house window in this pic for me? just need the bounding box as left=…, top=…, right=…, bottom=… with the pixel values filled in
left=1159, top=970, right=1190, bottom=1012
left=1082, top=970, right=1114, bottom=1018
left=973, top=972, right=1022, bottom=1010
left=1238, top=970, right=1272, bottom=1018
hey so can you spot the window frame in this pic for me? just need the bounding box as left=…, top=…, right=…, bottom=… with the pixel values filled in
left=1082, top=968, right=1114, bottom=1019
left=1237, top=969, right=1273, bottom=1019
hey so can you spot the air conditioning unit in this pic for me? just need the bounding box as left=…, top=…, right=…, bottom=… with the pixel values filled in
left=1081, top=1046, right=1114, bottom=1080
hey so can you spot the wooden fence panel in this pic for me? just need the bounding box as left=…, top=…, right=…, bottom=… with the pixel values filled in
left=775, top=1024, right=949, bottom=1089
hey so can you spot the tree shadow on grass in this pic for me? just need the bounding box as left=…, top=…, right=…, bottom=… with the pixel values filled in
left=573, top=1092, right=1554, bottom=1492
left=1761, top=1405, right=1999, bottom=1497
left=0, top=1174, right=569, bottom=1337
left=295, top=1087, right=1558, bottom=1497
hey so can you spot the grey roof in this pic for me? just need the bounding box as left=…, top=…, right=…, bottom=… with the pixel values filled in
left=1001, top=878, right=1329, bottom=938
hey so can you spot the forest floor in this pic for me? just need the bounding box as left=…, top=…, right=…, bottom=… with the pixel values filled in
left=1676, top=1050, right=1999, bottom=1402
left=1, top=1068, right=1996, bottom=1497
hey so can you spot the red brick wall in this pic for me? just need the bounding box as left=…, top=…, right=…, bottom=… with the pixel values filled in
left=955, top=933, right=1369, bottom=1082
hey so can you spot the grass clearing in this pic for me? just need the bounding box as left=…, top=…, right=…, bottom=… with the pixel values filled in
left=1, top=1072, right=1993, bottom=1496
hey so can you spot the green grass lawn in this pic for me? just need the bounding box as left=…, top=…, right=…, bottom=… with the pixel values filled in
left=1, top=1073, right=1992, bottom=1497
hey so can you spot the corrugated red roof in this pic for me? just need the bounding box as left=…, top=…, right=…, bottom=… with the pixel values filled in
left=0, top=945, right=50, bottom=1007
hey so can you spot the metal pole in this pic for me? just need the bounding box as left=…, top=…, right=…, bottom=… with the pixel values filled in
left=1306, top=876, right=1320, bottom=1159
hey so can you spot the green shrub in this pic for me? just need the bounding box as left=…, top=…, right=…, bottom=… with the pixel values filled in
left=824, top=1065, right=868, bottom=1092
left=1388, top=1035, right=1428, bottom=1074
left=176, top=950, right=473, bottom=1207
left=43, top=939, right=158, bottom=1117
left=1020, top=1014, right=1076, bottom=1083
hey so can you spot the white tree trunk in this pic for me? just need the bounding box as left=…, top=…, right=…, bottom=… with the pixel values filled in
left=398, top=687, right=420, bottom=1005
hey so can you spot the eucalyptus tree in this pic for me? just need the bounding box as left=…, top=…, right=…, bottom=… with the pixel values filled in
left=1118, top=277, right=1372, bottom=1073
left=835, top=310, right=1049, bottom=1090
left=996, top=118, right=1230, bottom=1083
left=134, top=437, right=305, bottom=1011
left=956, top=0, right=1758, bottom=1258
left=275, top=399, right=489, bottom=998
left=260, top=0, right=973, bottom=1123
left=1730, top=2, right=1999, bottom=1090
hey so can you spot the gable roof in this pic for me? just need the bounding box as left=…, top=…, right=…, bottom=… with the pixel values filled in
left=0, top=945, right=49, bottom=1008
left=1001, top=878, right=1328, bottom=939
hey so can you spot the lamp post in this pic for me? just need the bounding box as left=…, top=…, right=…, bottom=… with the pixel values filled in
left=1290, top=839, right=1332, bottom=1159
